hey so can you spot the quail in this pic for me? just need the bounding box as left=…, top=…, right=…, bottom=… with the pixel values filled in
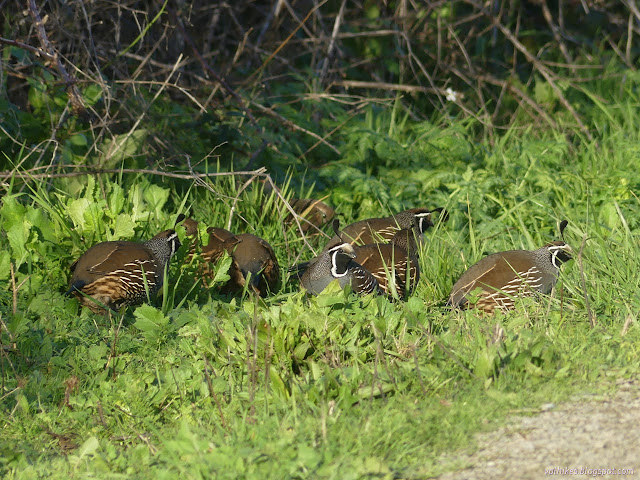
left=352, top=226, right=421, bottom=300
left=448, top=223, right=572, bottom=313
left=322, top=207, right=447, bottom=252
left=287, top=198, right=335, bottom=233
left=181, top=219, right=280, bottom=297
left=298, top=243, right=380, bottom=296
left=67, top=229, right=181, bottom=313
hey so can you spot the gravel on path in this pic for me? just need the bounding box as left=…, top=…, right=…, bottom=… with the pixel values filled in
left=437, top=380, right=640, bottom=480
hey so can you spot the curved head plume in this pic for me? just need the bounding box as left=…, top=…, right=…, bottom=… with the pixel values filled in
left=559, top=219, right=568, bottom=240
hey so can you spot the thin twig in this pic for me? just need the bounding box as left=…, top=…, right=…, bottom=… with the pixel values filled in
left=466, top=0, right=593, bottom=140
left=0, top=36, right=55, bottom=60
left=203, top=355, right=228, bottom=431
left=318, top=0, right=347, bottom=83
left=246, top=0, right=329, bottom=84
left=540, top=0, right=574, bottom=72
left=0, top=166, right=269, bottom=181
left=250, top=101, right=340, bottom=155
left=27, top=0, right=86, bottom=117
left=168, top=5, right=262, bottom=131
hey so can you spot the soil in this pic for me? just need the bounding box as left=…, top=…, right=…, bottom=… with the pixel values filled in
left=437, top=380, right=640, bottom=479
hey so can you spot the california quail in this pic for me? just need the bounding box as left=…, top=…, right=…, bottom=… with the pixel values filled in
left=322, top=207, right=447, bottom=252
left=352, top=226, right=421, bottom=300
left=181, top=219, right=280, bottom=297
left=448, top=225, right=572, bottom=313
left=287, top=198, right=335, bottom=233
left=298, top=243, right=380, bottom=296
left=67, top=229, right=181, bottom=313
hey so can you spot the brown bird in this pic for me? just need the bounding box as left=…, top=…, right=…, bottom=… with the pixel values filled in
left=287, top=198, right=335, bottom=233
left=352, top=226, right=421, bottom=300
left=182, top=219, right=280, bottom=297
left=321, top=207, right=447, bottom=252
left=448, top=222, right=572, bottom=313
left=67, top=229, right=181, bottom=313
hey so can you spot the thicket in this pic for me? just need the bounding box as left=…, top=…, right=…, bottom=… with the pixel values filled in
left=1, top=0, right=638, bottom=180
left=2, top=2, right=640, bottom=476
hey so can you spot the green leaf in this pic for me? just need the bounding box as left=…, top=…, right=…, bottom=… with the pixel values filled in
left=315, top=280, right=345, bottom=307
left=142, top=184, right=169, bottom=218
left=71, top=436, right=100, bottom=465
left=83, top=83, right=103, bottom=106
left=134, top=304, right=170, bottom=343
left=112, top=213, right=136, bottom=239
left=0, top=194, right=27, bottom=229
left=106, top=183, right=126, bottom=219
left=212, top=254, right=233, bottom=284
left=0, top=251, right=10, bottom=280
left=474, top=349, right=497, bottom=378
left=101, top=129, right=148, bottom=168
left=69, top=133, right=88, bottom=146
left=67, top=198, right=92, bottom=231
left=6, top=223, right=29, bottom=265
left=534, top=79, right=556, bottom=105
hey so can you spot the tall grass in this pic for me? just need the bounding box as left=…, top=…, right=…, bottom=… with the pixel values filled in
left=2, top=71, right=640, bottom=479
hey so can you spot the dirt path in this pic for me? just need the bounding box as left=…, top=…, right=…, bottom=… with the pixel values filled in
left=437, top=380, right=640, bottom=479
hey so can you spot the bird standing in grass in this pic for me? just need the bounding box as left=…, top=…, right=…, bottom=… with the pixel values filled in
left=287, top=198, right=335, bottom=234
left=182, top=218, right=280, bottom=297
left=352, top=226, right=421, bottom=300
left=321, top=207, right=447, bottom=252
left=297, top=242, right=380, bottom=296
left=448, top=221, right=572, bottom=313
left=67, top=229, right=181, bottom=313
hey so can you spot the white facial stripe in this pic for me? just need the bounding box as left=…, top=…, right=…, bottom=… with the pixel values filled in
left=548, top=244, right=570, bottom=269
left=415, top=213, right=431, bottom=233
left=330, top=249, right=348, bottom=278
left=329, top=242, right=353, bottom=253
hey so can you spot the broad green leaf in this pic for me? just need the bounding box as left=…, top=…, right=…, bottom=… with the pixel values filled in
left=134, top=304, right=169, bottom=343
left=6, top=223, right=29, bottom=265
left=112, top=213, right=136, bottom=239
left=129, top=184, right=150, bottom=223
left=0, top=194, right=27, bottom=229
left=101, top=129, right=148, bottom=168
left=67, top=198, right=92, bottom=230
left=69, top=133, right=88, bottom=146
left=315, top=280, right=344, bottom=307
left=212, top=254, right=233, bottom=284
left=83, top=83, right=103, bottom=106
left=107, top=183, right=126, bottom=219
left=142, top=184, right=169, bottom=218
left=74, top=436, right=100, bottom=462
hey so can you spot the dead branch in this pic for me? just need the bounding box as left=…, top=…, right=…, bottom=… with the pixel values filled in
left=27, top=0, right=86, bottom=117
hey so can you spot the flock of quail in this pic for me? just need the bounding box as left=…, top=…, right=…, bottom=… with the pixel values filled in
left=67, top=197, right=573, bottom=315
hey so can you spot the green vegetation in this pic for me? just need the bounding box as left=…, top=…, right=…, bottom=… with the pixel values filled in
left=2, top=1, right=640, bottom=478
left=2, top=95, right=639, bottom=476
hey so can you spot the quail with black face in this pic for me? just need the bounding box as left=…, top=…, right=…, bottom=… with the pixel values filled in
left=67, top=229, right=181, bottom=313
left=322, top=207, right=447, bottom=252
left=298, top=243, right=380, bottom=296
left=448, top=222, right=572, bottom=313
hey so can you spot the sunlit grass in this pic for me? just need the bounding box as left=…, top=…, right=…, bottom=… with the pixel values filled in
left=2, top=84, right=640, bottom=479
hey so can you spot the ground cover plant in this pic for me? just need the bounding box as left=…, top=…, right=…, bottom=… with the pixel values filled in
left=2, top=1, right=640, bottom=478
